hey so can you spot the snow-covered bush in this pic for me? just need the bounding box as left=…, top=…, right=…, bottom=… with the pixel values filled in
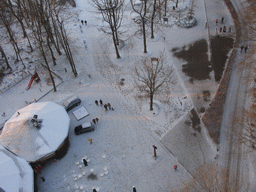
left=176, top=15, right=197, bottom=28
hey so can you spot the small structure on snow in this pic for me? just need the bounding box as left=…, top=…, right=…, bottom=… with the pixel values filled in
left=0, top=145, right=34, bottom=192
left=0, top=101, right=70, bottom=163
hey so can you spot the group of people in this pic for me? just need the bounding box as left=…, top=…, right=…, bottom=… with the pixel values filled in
left=215, top=16, right=232, bottom=34
left=95, top=99, right=114, bottom=111
left=240, top=45, right=248, bottom=53
left=81, top=19, right=87, bottom=25
left=92, top=117, right=99, bottom=124
left=216, top=17, right=225, bottom=25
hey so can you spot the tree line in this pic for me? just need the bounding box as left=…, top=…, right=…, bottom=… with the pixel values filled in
left=0, top=0, right=77, bottom=91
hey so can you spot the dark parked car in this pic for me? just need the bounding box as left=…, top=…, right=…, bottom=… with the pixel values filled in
left=64, top=96, right=81, bottom=112
left=74, top=122, right=95, bottom=135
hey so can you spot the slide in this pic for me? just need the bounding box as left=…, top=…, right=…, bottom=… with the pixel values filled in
left=26, top=76, right=34, bottom=91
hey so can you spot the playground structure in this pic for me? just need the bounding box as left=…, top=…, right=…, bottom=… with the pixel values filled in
left=26, top=72, right=40, bottom=91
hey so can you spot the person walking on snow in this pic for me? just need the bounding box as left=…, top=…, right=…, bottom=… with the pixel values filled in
left=174, top=165, right=177, bottom=171
left=92, top=119, right=96, bottom=124
left=223, top=26, right=226, bottom=32
left=99, top=99, right=103, bottom=106
left=83, top=158, right=88, bottom=166
left=133, top=186, right=137, bottom=192
left=95, top=100, right=99, bottom=106
left=216, top=19, right=218, bottom=25
left=221, top=17, right=224, bottom=23
left=107, top=103, right=111, bottom=110
left=96, top=117, right=99, bottom=123
left=240, top=45, right=244, bottom=52
left=104, top=104, right=108, bottom=111
left=245, top=46, right=248, bottom=53
left=81, top=20, right=84, bottom=25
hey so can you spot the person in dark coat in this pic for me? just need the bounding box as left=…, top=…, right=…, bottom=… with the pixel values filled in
left=104, top=104, right=108, bottom=111
left=240, top=45, right=244, bottom=52
left=93, top=189, right=97, bottom=192
left=83, top=158, right=88, bottom=166
left=223, top=26, right=226, bottom=32
left=84, top=20, right=87, bottom=25
left=96, top=118, right=99, bottom=123
left=92, top=119, right=96, bottom=124
left=40, top=176, right=45, bottom=182
left=81, top=20, right=84, bottom=25
left=133, top=186, right=137, bottom=192
left=99, top=99, right=103, bottom=106
left=95, top=100, right=99, bottom=106
left=245, top=46, right=248, bottom=53
left=221, top=17, right=224, bottom=23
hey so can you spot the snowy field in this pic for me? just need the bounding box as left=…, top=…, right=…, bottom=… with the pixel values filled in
left=0, top=0, right=239, bottom=190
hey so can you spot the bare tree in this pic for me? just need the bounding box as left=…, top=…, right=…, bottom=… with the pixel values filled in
left=232, top=106, right=256, bottom=150
left=133, top=52, right=175, bottom=111
left=27, top=0, right=57, bottom=91
left=177, top=163, right=246, bottom=192
left=131, top=0, right=151, bottom=53
left=0, top=7, right=25, bottom=67
left=55, top=16, right=78, bottom=77
left=3, top=0, right=33, bottom=52
left=91, top=0, right=124, bottom=58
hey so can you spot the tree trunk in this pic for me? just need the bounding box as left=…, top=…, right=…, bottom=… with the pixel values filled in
left=151, top=0, right=157, bottom=39
left=40, top=46, right=57, bottom=92
left=112, top=8, right=119, bottom=46
left=47, top=36, right=57, bottom=66
left=45, top=61, right=57, bottom=92
left=150, top=92, right=154, bottom=111
left=111, top=25, right=120, bottom=58
left=51, top=18, right=62, bottom=55
left=113, top=32, right=121, bottom=58
left=0, top=46, right=11, bottom=70
left=57, top=21, right=78, bottom=77
left=164, top=0, right=167, bottom=16
left=158, top=0, right=161, bottom=20
left=142, top=17, right=147, bottom=53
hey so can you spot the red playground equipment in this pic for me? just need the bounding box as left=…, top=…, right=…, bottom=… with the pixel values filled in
left=26, top=72, right=41, bottom=91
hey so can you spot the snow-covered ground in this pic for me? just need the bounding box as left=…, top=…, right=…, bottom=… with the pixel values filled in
left=0, top=0, right=242, bottom=190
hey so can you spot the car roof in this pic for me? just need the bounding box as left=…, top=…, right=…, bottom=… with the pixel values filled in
left=63, top=96, right=79, bottom=107
left=82, top=122, right=91, bottom=128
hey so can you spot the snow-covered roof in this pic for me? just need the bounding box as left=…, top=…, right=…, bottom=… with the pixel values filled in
left=0, top=102, right=70, bottom=162
left=0, top=145, right=33, bottom=192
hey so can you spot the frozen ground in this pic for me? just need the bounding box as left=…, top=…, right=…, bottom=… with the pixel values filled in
left=0, top=0, right=243, bottom=190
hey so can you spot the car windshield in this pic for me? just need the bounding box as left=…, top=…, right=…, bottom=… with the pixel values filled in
left=64, top=96, right=79, bottom=107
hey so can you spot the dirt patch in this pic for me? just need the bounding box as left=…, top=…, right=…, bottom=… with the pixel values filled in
left=190, top=108, right=201, bottom=133
left=210, top=36, right=234, bottom=82
left=173, top=39, right=211, bottom=83
left=87, top=173, right=98, bottom=180
left=172, top=36, right=234, bottom=83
